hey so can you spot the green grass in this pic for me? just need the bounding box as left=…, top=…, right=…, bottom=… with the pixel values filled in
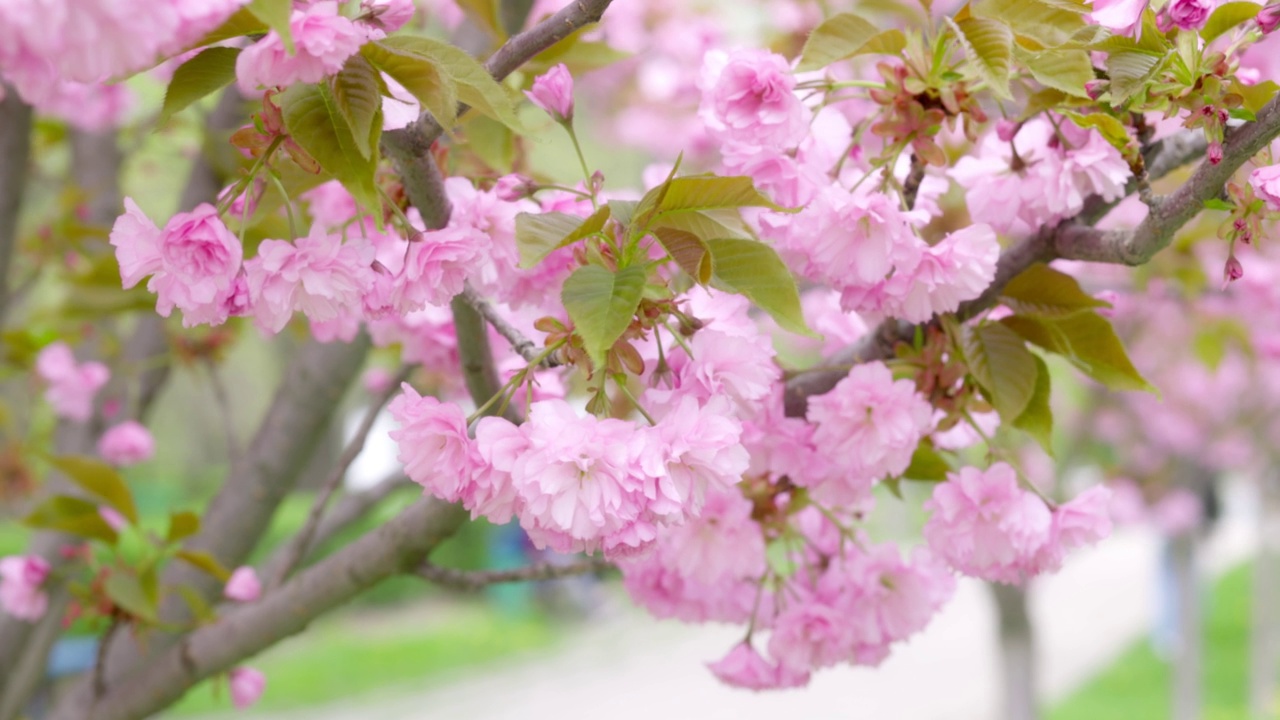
left=168, top=604, right=555, bottom=716
left=1052, top=563, right=1271, bottom=720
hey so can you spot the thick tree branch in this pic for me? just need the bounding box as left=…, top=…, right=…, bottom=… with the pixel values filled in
left=784, top=100, right=1280, bottom=417
left=461, top=282, right=556, bottom=366
left=419, top=557, right=612, bottom=591
left=0, top=85, right=31, bottom=329
left=269, top=364, right=416, bottom=589
left=61, top=498, right=467, bottom=720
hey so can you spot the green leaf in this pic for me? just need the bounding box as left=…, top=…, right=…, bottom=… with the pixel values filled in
left=561, top=265, right=648, bottom=367
left=49, top=455, right=138, bottom=524
left=188, top=8, right=268, bottom=50
left=1201, top=2, right=1264, bottom=43
left=607, top=200, right=638, bottom=229
left=650, top=208, right=752, bottom=244
left=902, top=442, right=951, bottom=482
left=330, top=55, right=383, bottom=159
left=515, top=206, right=610, bottom=268
left=1020, top=48, right=1094, bottom=96
left=380, top=36, right=523, bottom=131
left=1001, top=312, right=1152, bottom=391
left=361, top=41, right=460, bottom=131
left=973, top=0, right=1087, bottom=50
left=248, top=0, right=294, bottom=53
left=166, top=511, right=201, bottom=545
left=1231, top=79, right=1280, bottom=114
left=158, top=47, right=241, bottom=127
left=23, top=496, right=118, bottom=544
left=279, top=83, right=381, bottom=216
left=1106, top=50, right=1166, bottom=103
left=105, top=572, right=159, bottom=623
left=947, top=16, right=1014, bottom=99
left=797, top=13, right=907, bottom=72
left=1063, top=111, right=1133, bottom=155
left=704, top=238, right=814, bottom=336
left=960, top=322, right=1039, bottom=423
left=1000, top=263, right=1111, bottom=317
left=652, top=227, right=713, bottom=284
left=1203, top=197, right=1235, bottom=211
left=465, top=115, right=515, bottom=172
left=175, top=549, right=232, bottom=582
left=646, top=176, right=792, bottom=225
left=1013, top=354, right=1054, bottom=454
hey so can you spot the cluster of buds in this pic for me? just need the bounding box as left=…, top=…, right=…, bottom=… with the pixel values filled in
left=869, top=61, right=988, bottom=167
left=904, top=325, right=981, bottom=433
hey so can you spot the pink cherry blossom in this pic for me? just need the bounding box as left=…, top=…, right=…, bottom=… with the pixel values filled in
left=805, top=362, right=933, bottom=504
left=362, top=0, right=415, bottom=32
left=888, top=224, right=1000, bottom=323
left=639, top=396, right=750, bottom=519
left=1250, top=164, right=1280, bottom=210
left=109, top=198, right=243, bottom=327
left=670, top=330, right=780, bottom=416
left=525, top=64, right=575, bottom=122
left=228, top=667, right=266, bottom=709
left=923, top=463, right=1053, bottom=584
left=236, top=1, right=373, bottom=92
left=392, top=226, right=487, bottom=312
left=244, top=225, right=377, bottom=334
left=708, top=643, right=809, bottom=691
left=1166, top=0, right=1216, bottom=29
left=0, top=555, right=51, bottom=622
left=97, top=421, right=155, bottom=466
left=1089, top=0, right=1149, bottom=33
left=767, top=593, right=852, bottom=674
left=224, top=566, right=262, bottom=603
left=387, top=384, right=480, bottom=502
left=1028, top=486, right=1114, bottom=573
left=35, top=343, right=110, bottom=422
left=699, top=49, right=806, bottom=149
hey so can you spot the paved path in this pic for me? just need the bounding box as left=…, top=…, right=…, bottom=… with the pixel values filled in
left=209, top=495, right=1254, bottom=720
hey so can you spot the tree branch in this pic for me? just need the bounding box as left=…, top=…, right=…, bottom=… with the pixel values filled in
left=419, top=557, right=612, bottom=591
left=783, top=101, right=1280, bottom=417
left=460, top=282, right=556, bottom=366
left=0, top=84, right=32, bottom=329
left=269, top=364, right=416, bottom=589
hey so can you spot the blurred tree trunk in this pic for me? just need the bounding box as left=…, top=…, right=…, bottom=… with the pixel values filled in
left=1170, top=530, right=1202, bottom=720
left=1250, top=471, right=1280, bottom=718
left=993, top=582, right=1039, bottom=720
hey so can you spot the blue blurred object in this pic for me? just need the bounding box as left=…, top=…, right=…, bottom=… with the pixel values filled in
left=46, top=636, right=98, bottom=677
left=486, top=522, right=534, bottom=616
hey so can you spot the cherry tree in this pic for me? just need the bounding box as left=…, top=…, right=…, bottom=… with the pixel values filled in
left=1, top=0, right=1279, bottom=718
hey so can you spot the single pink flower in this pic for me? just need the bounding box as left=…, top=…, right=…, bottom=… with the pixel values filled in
left=0, top=555, right=51, bottom=622
left=35, top=343, right=110, bottom=422
left=361, top=0, right=415, bottom=32
left=244, top=224, right=377, bottom=334
left=1089, top=0, right=1149, bottom=33
left=708, top=642, right=810, bottom=691
left=699, top=49, right=806, bottom=149
left=228, top=667, right=266, bottom=709
left=1166, top=0, right=1216, bottom=29
left=224, top=567, right=262, bottom=603
left=236, top=1, right=373, bottom=91
left=525, top=63, right=575, bottom=122
left=97, top=421, right=155, bottom=466
left=388, top=384, right=480, bottom=502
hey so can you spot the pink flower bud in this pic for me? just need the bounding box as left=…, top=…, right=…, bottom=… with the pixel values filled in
left=525, top=64, right=575, bottom=123
left=362, top=367, right=394, bottom=395
left=1085, top=79, right=1108, bottom=100
left=224, top=566, right=262, bottom=603
left=228, top=667, right=266, bottom=709
left=97, top=421, right=155, bottom=466
left=493, top=173, right=535, bottom=201
left=1260, top=5, right=1280, bottom=33
left=99, top=506, right=127, bottom=532
left=995, top=119, right=1019, bottom=142
left=1223, top=255, right=1244, bottom=287
left=1208, top=141, right=1223, bottom=165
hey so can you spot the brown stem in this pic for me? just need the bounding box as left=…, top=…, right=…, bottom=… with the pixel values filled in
left=0, top=84, right=32, bottom=329
left=419, top=557, right=612, bottom=591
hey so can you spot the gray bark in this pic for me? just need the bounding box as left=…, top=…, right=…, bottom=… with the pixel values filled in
left=993, top=582, right=1039, bottom=720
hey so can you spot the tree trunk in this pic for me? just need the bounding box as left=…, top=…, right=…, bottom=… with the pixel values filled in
left=1250, top=472, right=1280, bottom=718
left=1170, top=531, right=1202, bottom=720
left=993, top=581, right=1039, bottom=720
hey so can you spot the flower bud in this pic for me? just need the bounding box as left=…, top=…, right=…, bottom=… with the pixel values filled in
left=1084, top=79, right=1109, bottom=100
left=1223, top=255, right=1244, bottom=287
left=1208, top=141, right=1223, bottom=165
left=1260, top=5, right=1280, bottom=33
left=525, top=64, right=575, bottom=123
left=229, top=667, right=266, bottom=709
left=494, top=173, right=535, bottom=201
left=224, top=566, right=262, bottom=603
left=994, top=119, right=1018, bottom=142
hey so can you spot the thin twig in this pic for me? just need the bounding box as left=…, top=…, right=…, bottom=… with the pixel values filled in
left=901, top=153, right=926, bottom=212
left=418, top=557, right=613, bottom=591
left=268, top=364, right=416, bottom=589
left=460, top=282, right=558, bottom=366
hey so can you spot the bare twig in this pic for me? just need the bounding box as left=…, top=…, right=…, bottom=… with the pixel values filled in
left=901, top=153, right=926, bottom=212
left=419, top=557, right=613, bottom=591
left=461, top=282, right=557, bottom=366
left=269, top=364, right=416, bottom=589
left=0, top=84, right=32, bottom=329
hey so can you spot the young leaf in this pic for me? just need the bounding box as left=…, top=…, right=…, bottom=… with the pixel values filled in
left=947, top=16, right=1014, bottom=99
left=705, top=238, right=814, bottom=336
left=105, top=572, right=159, bottom=623
left=1001, top=312, right=1153, bottom=392
left=561, top=265, right=648, bottom=368
left=649, top=208, right=752, bottom=244
left=960, top=322, right=1038, bottom=423
left=49, top=455, right=139, bottom=524
left=972, top=0, right=1087, bottom=50
left=643, top=176, right=793, bottom=232
left=361, top=42, right=460, bottom=131
left=158, top=47, right=241, bottom=127
left=248, top=0, right=294, bottom=53
left=1020, top=48, right=1094, bottom=96
left=175, top=549, right=232, bottom=582
left=1000, top=262, right=1112, bottom=318
left=902, top=442, right=951, bottom=482
left=279, top=82, right=381, bottom=216
left=1013, top=354, right=1054, bottom=455
left=166, top=511, right=201, bottom=545
left=515, top=206, right=610, bottom=268
left=652, top=227, right=713, bottom=284
left=24, top=495, right=118, bottom=544
left=1063, top=111, right=1132, bottom=155
left=797, top=13, right=907, bottom=72
left=331, top=54, right=383, bottom=159
left=1106, top=50, right=1166, bottom=103
left=188, top=8, right=268, bottom=50
left=1201, top=2, right=1266, bottom=43
left=380, top=36, right=523, bottom=131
